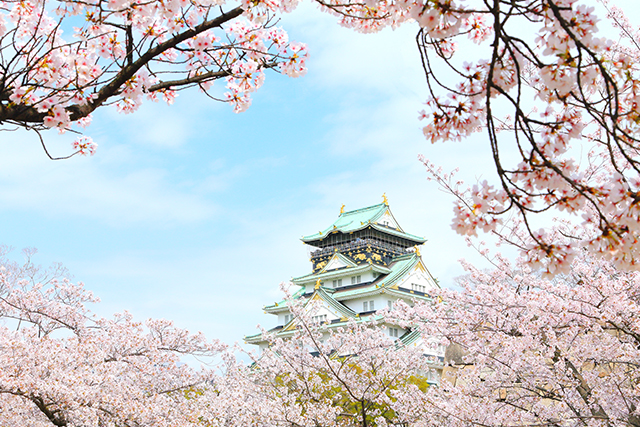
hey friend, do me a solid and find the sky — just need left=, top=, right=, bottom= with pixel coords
left=0, top=0, right=628, bottom=348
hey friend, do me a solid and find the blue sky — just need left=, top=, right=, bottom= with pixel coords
left=0, top=2, right=530, bottom=346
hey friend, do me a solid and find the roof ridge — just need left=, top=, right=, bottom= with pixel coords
left=339, top=203, right=386, bottom=217
left=390, top=252, right=417, bottom=261
left=315, top=288, right=357, bottom=317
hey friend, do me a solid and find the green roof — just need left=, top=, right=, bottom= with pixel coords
left=244, top=315, right=378, bottom=344
left=266, top=252, right=438, bottom=313
left=264, top=286, right=306, bottom=312
left=247, top=252, right=439, bottom=344
left=332, top=253, right=430, bottom=299
left=378, top=253, right=424, bottom=289
left=315, top=287, right=358, bottom=318
left=292, top=262, right=392, bottom=285
left=301, top=203, right=426, bottom=244
left=399, top=328, right=422, bottom=347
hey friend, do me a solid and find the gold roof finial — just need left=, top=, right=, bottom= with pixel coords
left=414, top=245, right=421, bottom=257
left=315, top=278, right=321, bottom=289
left=340, top=204, right=345, bottom=214
left=382, top=193, right=389, bottom=206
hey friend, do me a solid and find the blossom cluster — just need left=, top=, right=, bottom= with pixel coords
left=0, top=249, right=228, bottom=427
left=1, top=0, right=309, bottom=153
left=402, top=0, right=640, bottom=272
left=386, top=252, right=640, bottom=426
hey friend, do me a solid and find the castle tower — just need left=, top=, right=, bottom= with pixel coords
left=245, top=198, right=445, bottom=383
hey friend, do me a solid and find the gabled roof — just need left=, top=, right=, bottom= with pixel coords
left=287, top=251, right=438, bottom=301
left=292, top=262, right=392, bottom=286
left=301, top=203, right=426, bottom=244
left=248, top=254, right=439, bottom=343
left=310, top=288, right=357, bottom=320
left=382, top=253, right=436, bottom=290
left=399, top=328, right=422, bottom=347
left=320, top=252, right=358, bottom=273
left=377, top=253, right=419, bottom=288
left=245, top=315, right=363, bottom=344
left=331, top=252, right=437, bottom=300
left=397, top=329, right=445, bottom=367
left=272, top=287, right=358, bottom=335
left=264, top=286, right=306, bottom=313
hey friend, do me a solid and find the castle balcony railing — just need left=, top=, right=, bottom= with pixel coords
left=308, top=238, right=410, bottom=260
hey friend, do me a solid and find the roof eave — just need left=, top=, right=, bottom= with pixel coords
left=264, top=305, right=290, bottom=313
left=246, top=315, right=386, bottom=344
left=292, top=263, right=391, bottom=285
left=302, top=224, right=426, bottom=246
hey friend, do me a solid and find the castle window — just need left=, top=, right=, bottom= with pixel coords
left=332, top=279, right=342, bottom=288
left=284, top=314, right=293, bottom=324
left=312, top=314, right=327, bottom=324
left=387, top=300, right=393, bottom=310
left=351, top=275, right=362, bottom=285
left=389, top=328, right=399, bottom=338
left=363, top=300, right=375, bottom=312
left=411, top=283, right=426, bottom=293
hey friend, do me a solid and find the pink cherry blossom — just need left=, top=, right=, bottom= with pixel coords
left=386, top=249, right=640, bottom=427
left=0, top=0, right=310, bottom=157
left=0, top=247, right=228, bottom=426
left=72, top=136, right=97, bottom=155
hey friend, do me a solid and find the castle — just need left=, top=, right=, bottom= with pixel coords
left=245, top=197, right=445, bottom=383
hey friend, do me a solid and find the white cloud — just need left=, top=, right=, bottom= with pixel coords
left=99, top=88, right=228, bottom=150
left=194, top=156, right=287, bottom=195
left=0, top=131, right=217, bottom=227
left=280, top=3, right=425, bottom=96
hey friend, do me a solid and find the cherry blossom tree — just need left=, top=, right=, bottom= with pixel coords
left=0, top=0, right=308, bottom=158
left=388, top=248, right=640, bottom=427
left=0, top=247, right=228, bottom=426
left=219, top=243, right=640, bottom=427
left=407, top=0, right=640, bottom=273
left=233, top=297, right=434, bottom=427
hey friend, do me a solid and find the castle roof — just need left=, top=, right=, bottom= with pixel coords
left=301, top=203, right=426, bottom=246
left=262, top=252, right=437, bottom=313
